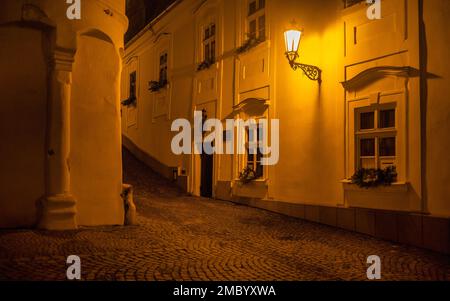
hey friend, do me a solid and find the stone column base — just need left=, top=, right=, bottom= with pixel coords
left=122, top=184, right=136, bottom=225
left=38, top=194, right=78, bottom=230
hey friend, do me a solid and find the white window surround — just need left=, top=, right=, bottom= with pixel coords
left=234, top=111, right=270, bottom=184
left=124, top=56, right=139, bottom=100
left=194, top=2, right=220, bottom=67
left=341, top=66, right=416, bottom=193
left=193, top=5, right=221, bottom=108
left=245, top=121, right=264, bottom=179
left=124, top=56, right=139, bottom=129
left=235, top=1, right=271, bottom=102
left=151, top=35, right=172, bottom=121
left=345, top=90, right=407, bottom=189
left=153, top=33, right=171, bottom=88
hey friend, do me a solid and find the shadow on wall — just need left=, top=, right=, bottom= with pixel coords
left=418, top=0, right=444, bottom=213
left=0, top=25, right=48, bottom=228
left=419, top=0, right=428, bottom=213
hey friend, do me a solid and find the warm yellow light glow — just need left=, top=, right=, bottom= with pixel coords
left=284, top=29, right=302, bottom=53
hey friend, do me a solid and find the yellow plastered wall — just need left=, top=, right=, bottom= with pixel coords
left=71, top=34, right=124, bottom=226
left=122, top=0, right=450, bottom=217
left=270, top=0, right=345, bottom=206
left=0, top=0, right=128, bottom=228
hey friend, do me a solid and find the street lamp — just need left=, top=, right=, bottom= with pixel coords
left=284, top=29, right=321, bottom=83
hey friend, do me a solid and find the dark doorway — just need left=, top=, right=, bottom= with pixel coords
left=200, top=109, right=213, bottom=198
left=200, top=153, right=213, bottom=198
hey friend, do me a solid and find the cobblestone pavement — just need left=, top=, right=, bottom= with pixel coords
left=1, top=149, right=449, bottom=281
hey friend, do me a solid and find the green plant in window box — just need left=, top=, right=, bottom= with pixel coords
left=239, top=166, right=258, bottom=184
left=197, top=59, right=216, bottom=71
left=121, top=96, right=136, bottom=107
left=149, top=79, right=168, bottom=92
left=236, top=34, right=265, bottom=54
left=350, top=166, right=398, bottom=189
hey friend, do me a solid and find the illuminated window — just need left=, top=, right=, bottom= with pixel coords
left=356, top=105, right=397, bottom=169
left=159, top=52, right=168, bottom=84
left=247, top=0, right=266, bottom=40
left=246, top=125, right=264, bottom=179
left=203, top=23, right=216, bottom=62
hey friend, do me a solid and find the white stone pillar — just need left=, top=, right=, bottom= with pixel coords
left=38, top=47, right=77, bottom=230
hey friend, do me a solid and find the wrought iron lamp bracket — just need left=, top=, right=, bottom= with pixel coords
left=286, top=52, right=322, bottom=83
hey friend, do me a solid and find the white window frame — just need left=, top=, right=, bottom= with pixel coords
left=246, top=0, right=266, bottom=41
left=245, top=121, right=264, bottom=179
left=347, top=91, right=407, bottom=183
left=235, top=113, right=269, bottom=182
left=202, top=23, right=216, bottom=63
left=355, top=103, right=398, bottom=170
left=152, top=35, right=172, bottom=121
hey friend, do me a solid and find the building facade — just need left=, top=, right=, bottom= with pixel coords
left=121, top=0, right=450, bottom=254
left=0, top=0, right=128, bottom=229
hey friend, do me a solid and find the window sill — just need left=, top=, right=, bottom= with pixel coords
left=149, top=80, right=169, bottom=94
left=341, top=180, right=409, bottom=193
left=121, top=97, right=137, bottom=107
left=234, top=178, right=268, bottom=186
left=197, top=61, right=218, bottom=72
left=150, top=86, right=169, bottom=94
left=236, top=39, right=269, bottom=56
left=232, top=178, right=268, bottom=199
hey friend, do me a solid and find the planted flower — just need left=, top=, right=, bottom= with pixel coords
left=350, top=166, right=397, bottom=189
left=239, top=166, right=258, bottom=184
left=149, top=79, right=168, bottom=92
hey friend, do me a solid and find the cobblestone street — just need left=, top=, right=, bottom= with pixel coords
left=0, top=149, right=449, bottom=281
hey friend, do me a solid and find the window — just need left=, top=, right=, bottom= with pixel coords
left=246, top=125, right=264, bottom=179
left=203, top=23, right=216, bottom=63
left=247, top=0, right=266, bottom=40
left=159, top=52, right=168, bottom=84
left=129, top=71, right=136, bottom=101
left=356, top=105, right=397, bottom=170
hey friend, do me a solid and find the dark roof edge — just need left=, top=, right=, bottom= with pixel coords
left=125, top=0, right=184, bottom=48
